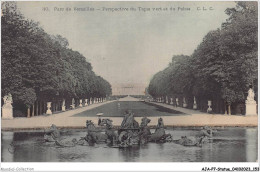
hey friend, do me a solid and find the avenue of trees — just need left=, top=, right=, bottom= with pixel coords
left=1, top=2, right=112, bottom=117
left=148, top=2, right=258, bottom=115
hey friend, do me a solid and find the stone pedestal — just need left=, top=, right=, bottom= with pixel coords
left=85, top=99, right=88, bottom=106
left=246, top=101, right=257, bottom=116
left=62, top=106, right=66, bottom=111
left=170, top=98, right=173, bottom=105
left=79, top=99, right=83, bottom=107
left=207, top=100, right=212, bottom=113
left=2, top=106, right=13, bottom=119
left=193, top=96, right=197, bottom=110
left=46, top=102, right=52, bottom=115
left=2, top=94, right=13, bottom=119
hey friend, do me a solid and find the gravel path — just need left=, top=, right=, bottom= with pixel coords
left=1, top=99, right=258, bottom=130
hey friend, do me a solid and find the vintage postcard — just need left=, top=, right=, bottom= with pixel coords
left=1, top=1, right=258, bottom=171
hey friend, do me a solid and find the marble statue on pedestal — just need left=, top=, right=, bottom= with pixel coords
left=79, top=99, right=83, bottom=107
left=183, top=97, right=187, bottom=108
left=46, top=102, right=52, bottom=115
left=62, top=99, right=66, bottom=111
left=207, top=100, right=212, bottom=113
left=71, top=98, right=75, bottom=109
left=246, top=88, right=257, bottom=116
left=193, top=96, right=197, bottom=109
left=2, top=93, right=13, bottom=119
left=85, top=99, right=88, bottom=106
left=176, top=98, right=179, bottom=107
left=170, top=98, right=173, bottom=105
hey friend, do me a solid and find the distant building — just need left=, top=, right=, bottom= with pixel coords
left=112, top=83, right=146, bottom=95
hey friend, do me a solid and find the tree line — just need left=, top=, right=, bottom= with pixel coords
left=1, top=2, right=112, bottom=117
left=148, top=2, right=257, bottom=115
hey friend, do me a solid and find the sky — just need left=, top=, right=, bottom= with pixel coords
left=17, top=1, right=236, bottom=94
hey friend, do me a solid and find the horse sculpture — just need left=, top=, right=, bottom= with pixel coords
left=85, top=120, right=108, bottom=145
left=99, top=119, right=118, bottom=145
left=139, top=117, right=152, bottom=144
left=149, top=117, right=172, bottom=142
left=44, top=113, right=214, bottom=149
left=44, top=124, right=61, bottom=142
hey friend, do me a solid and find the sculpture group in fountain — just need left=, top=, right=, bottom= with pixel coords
left=246, top=87, right=257, bottom=116
left=82, top=110, right=172, bottom=148
left=2, top=93, right=13, bottom=119
left=44, top=112, right=215, bottom=148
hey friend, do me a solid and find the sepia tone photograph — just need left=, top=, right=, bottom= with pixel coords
left=1, top=0, right=258, bottom=170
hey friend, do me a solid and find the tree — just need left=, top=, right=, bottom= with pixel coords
left=148, top=2, right=257, bottom=114
left=2, top=2, right=112, bottom=117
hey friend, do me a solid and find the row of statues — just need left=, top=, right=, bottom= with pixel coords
left=155, top=87, right=257, bottom=115
left=44, top=110, right=215, bottom=148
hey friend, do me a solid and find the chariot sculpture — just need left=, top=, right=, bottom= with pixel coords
left=44, top=110, right=215, bottom=148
